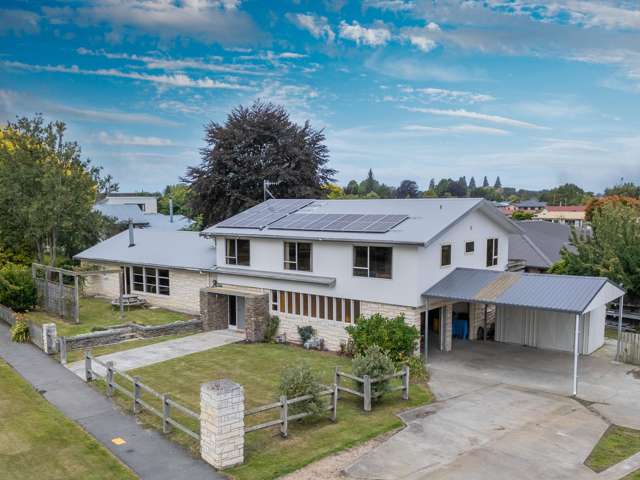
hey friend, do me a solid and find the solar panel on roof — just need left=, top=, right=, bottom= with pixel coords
left=267, top=213, right=409, bottom=233
left=216, top=199, right=314, bottom=229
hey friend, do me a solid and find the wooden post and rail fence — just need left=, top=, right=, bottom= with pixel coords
left=334, top=365, right=410, bottom=411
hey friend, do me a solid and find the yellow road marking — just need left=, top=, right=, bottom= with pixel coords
left=111, top=437, right=127, bottom=445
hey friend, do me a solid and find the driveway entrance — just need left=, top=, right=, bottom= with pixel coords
left=346, top=340, right=640, bottom=480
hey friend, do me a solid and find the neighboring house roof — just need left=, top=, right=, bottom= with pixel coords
left=544, top=205, right=586, bottom=212
left=202, top=198, right=522, bottom=246
left=104, top=192, right=159, bottom=198
left=74, top=230, right=216, bottom=271
left=93, top=204, right=192, bottom=231
left=536, top=206, right=586, bottom=221
left=423, top=267, right=624, bottom=314
left=514, top=200, right=547, bottom=208
left=509, top=221, right=572, bottom=269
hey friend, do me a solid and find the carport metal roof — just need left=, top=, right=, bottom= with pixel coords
left=423, top=268, right=625, bottom=314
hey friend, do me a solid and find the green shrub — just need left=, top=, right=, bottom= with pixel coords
left=297, top=325, right=316, bottom=344
left=10, top=316, right=30, bottom=343
left=345, top=313, right=419, bottom=363
left=0, top=263, right=38, bottom=312
left=279, top=363, right=326, bottom=416
left=352, top=345, right=395, bottom=400
left=263, top=315, right=280, bottom=343
left=399, top=353, right=429, bottom=383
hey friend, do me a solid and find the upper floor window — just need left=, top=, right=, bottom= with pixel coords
left=353, top=246, right=392, bottom=279
left=486, top=238, right=499, bottom=266
left=441, top=244, right=452, bottom=267
left=284, top=241, right=312, bottom=271
left=226, top=238, right=250, bottom=266
left=465, top=241, right=475, bottom=254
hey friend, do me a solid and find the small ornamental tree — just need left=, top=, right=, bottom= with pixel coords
left=345, top=313, right=419, bottom=363
left=352, top=345, right=394, bottom=400
left=0, top=263, right=37, bottom=312
left=279, top=363, right=326, bottom=416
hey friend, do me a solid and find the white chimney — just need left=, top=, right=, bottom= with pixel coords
left=169, top=198, right=174, bottom=223
left=128, top=219, right=135, bottom=247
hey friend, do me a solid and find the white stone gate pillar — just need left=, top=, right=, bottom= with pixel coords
left=200, top=379, right=244, bottom=469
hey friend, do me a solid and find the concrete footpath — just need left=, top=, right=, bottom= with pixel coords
left=0, top=322, right=221, bottom=480
left=67, top=328, right=245, bottom=378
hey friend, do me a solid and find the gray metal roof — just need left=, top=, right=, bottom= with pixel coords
left=94, top=204, right=192, bottom=231
left=509, top=221, right=572, bottom=269
left=203, top=198, right=522, bottom=245
left=514, top=199, right=547, bottom=208
left=423, top=268, right=624, bottom=314
left=74, top=230, right=216, bottom=271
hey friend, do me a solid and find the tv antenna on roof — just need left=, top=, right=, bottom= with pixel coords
left=263, top=180, right=280, bottom=201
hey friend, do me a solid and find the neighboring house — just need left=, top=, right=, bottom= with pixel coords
left=513, top=199, right=547, bottom=211
left=493, top=201, right=516, bottom=216
left=99, top=192, right=159, bottom=213
left=536, top=205, right=587, bottom=228
left=75, top=229, right=216, bottom=314
left=77, top=197, right=623, bottom=365
left=94, top=202, right=192, bottom=231
left=508, top=221, right=572, bottom=273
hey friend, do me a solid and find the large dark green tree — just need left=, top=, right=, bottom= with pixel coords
left=185, top=101, right=335, bottom=226
left=0, top=115, right=112, bottom=266
left=396, top=179, right=419, bottom=198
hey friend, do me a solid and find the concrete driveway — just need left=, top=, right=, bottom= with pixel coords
left=346, top=340, right=640, bottom=480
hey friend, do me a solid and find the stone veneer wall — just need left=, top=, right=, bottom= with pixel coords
left=245, top=294, right=269, bottom=342
left=271, top=300, right=424, bottom=352
left=82, top=261, right=212, bottom=315
left=200, top=290, right=229, bottom=331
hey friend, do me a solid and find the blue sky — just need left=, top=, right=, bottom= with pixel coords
left=1, top=0, right=639, bottom=193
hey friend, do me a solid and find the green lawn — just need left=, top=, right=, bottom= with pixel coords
left=0, top=359, right=137, bottom=480
left=62, top=333, right=195, bottom=363
left=27, top=296, right=191, bottom=337
left=99, top=343, right=432, bottom=480
left=586, top=425, right=640, bottom=474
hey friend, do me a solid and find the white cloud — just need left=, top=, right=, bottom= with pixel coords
left=3, top=61, right=252, bottom=90
left=95, top=131, right=174, bottom=146
left=402, top=107, right=546, bottom=129
left=0, top=9, right=40, bottom=35
left=362, top=0, right=414, bottom=12
left=287, top=13, right=335, bottom=43
left=42, top=0, right=261, bottom=45
left=339, top=20, right=392, bottom=46
left=400, top=22, right=441, bottom=52
left=404, top=87, right=495, bottom=104
left=403, top=124, right=510, bottom=135
left=365, top=55, right=478, bottom=82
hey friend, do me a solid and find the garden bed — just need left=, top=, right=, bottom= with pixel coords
left=98, top=342, right=432, bottom=480
left=586, top=425, right=640, bottom=478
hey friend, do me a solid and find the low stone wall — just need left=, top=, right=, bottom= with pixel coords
left=62, top=319, right=203, bottom=352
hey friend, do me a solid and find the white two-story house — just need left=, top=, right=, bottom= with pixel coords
left=200, top=198, right=522, bottom=352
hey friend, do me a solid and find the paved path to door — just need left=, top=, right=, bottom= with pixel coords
left=67, top=328, right=245, bottom=378
left=346, top=341, right=640, bottom=480
left=0, top=322, right=221, bottom=480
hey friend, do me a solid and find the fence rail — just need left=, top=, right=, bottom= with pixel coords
left=244, top=385, right=338, bottom=437
left=84, top=350, right=200, bottom=440
left=620, top=331, right=640, bottom=365
left=334, top=365, right=409, bottom=411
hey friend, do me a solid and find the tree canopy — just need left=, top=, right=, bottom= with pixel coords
left=0, top=115, right=112, bottom=266
left=550, top=202, right=640, bottom=298
left=396, top=179, right=419, bottom=198
left=185, top=101, right=335, bottom=226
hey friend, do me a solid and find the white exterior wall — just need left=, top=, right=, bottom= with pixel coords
left=83, top=261, right=213, bottom=314
left=417, top=209, right=510, bottom=296
left=495, top=305, right=605, bottom=354
left=104, top=196, right=158, bottom=213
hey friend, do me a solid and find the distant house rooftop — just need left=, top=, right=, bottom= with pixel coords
left=544, top=205, right=586, bottom=212
left=93, top=204, right=192, bottom=231
left=509, top=220, right=573, bottom=270
left=514, top=199, right=547, bottom=208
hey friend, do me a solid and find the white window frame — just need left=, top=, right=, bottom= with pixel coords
left=440, top=243, right=452, bottom=268
left=131, top=266, right=170, bottom=296
left=486, top=238, right=499, bottom=267
left=283, top=241, right=313, bottom=272
left=225, top=238, right=250, bottom=266
left=352, top=245, right=393, bottom=279
left=464, top=240, right=475, bottom=255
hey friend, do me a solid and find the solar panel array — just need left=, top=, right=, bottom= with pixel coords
left=268, top=213, right=408, bottom=233
left=216, top=199, right=314, bottom=229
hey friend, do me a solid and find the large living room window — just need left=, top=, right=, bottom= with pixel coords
left=132, top=266, right=170, bottom=296
left=353, top=246, right=392, bottom=279
left=226, top=238, right=250, bottom=266
left=283, top=241, right=312, bottom=271
left=272, top=289, right=360, bottom=323
left=486, top=238, right=499, bottom=266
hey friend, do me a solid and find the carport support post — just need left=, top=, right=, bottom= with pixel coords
left=616, top=296, right=624, bottom=361
left=572, top=314, right=581, bottom=396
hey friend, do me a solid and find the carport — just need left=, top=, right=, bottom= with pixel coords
left=423, top=268, right=625, bottom=395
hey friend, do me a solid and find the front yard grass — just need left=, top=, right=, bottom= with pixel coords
left=27, top=296, right=191, bottom=337
left=586, top=425, right=640, bottom=475
left=99, top=342, right=432, bottom=480
left=0, top=359, right=137, bottom=480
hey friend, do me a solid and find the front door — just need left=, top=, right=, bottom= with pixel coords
left=228, top=296, right=237, bottom=328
